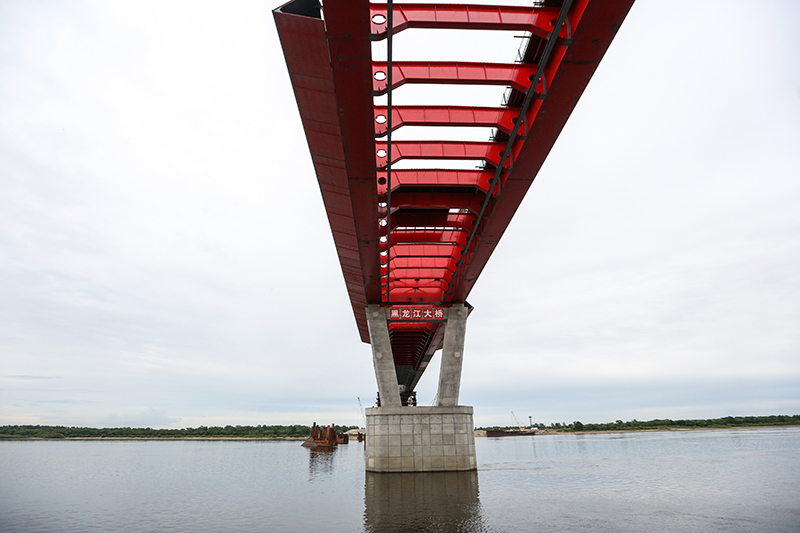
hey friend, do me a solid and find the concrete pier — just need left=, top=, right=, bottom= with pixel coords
left=365, top=304, right=476, bottom=472
left=365, top=406, right=476, bottom=472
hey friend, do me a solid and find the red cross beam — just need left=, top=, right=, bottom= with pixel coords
left=369, top=3, right=563, bottom=41
left=373, top=106, right=518, bottom=137
left=388, top=191, right=485, bottom=216
left=375, top=141, right=504, bottom=169
left=377, top=169, right=495, bottom=195
left=386, top=229, right=470, bottom=248
left=372, top=62, right=538, bottom=96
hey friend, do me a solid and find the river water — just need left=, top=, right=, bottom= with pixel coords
left=1, top=427, right=798, bottom=532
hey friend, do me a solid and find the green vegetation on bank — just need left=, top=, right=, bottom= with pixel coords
left=0, top=424, right=359, bottom=440
left=478, top=414, right=800, bottom=433
left=3, top=415, right=798, bottom=440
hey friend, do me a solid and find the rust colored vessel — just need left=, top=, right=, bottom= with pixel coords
left=301, top=423, right=340, bottom=448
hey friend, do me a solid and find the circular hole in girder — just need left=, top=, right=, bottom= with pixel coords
left=374, top=71, right=387, bottom=81
left=378, top=201, right=387, bottom=208
left=375, top=114, right=387, bottom=124
left=380, top=236, right=388, bottom=243
left=372, top=14, right=386, bottom=24
left=380, top=250, right=388, bottom=257
left=379, top=218, right=388, bottom=227
left=381, top=263, right=388, bottom=269
left=377, top=149, right=387, bottom=157
left=378, top=177, right=387, bottom=185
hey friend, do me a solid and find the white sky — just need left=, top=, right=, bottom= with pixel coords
left=1, top=0, right=798, bottom=429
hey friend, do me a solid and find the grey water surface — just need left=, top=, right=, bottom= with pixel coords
left=1, top=427, right=798, bottom=532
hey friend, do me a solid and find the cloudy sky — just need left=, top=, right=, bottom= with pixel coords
left=1, top=0, right=798, bottom=429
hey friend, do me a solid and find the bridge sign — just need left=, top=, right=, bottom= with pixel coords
left=388, top=306, right=446, bottom=322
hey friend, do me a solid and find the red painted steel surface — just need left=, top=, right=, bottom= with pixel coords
left=374, top=105, right=520, bottom=137
left=369, top=4, right=562, bottom=40
left=274, top=1, right=374, bottom=343
left=373, top=62, right=537, bottom=96
left=375, top=141, right=504, bottom=169
left=377, top=169, right=495, bottom=194
left=275, top=0, right=635, bottom=392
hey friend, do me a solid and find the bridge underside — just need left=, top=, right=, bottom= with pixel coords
left=276, top=0, right=633, bottom=471
left=275, top=0, right=634, bottom=402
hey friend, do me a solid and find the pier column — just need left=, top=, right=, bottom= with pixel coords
left=364, top=304, right=476, bottom=472
left=437, top=304, right=468, bottom=407
left=366, top=305, right=401, bottom=407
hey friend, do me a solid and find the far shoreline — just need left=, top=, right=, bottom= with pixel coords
left=0, top=436, right=308, bottom=441
left=475, top=424, right=800, bottom=437
left=2, top=425, right=799, bottom=441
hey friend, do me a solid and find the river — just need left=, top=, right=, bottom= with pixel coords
left=1, top=427, right=798, bottom=532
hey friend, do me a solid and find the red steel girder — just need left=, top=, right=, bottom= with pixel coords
left=449, top=0, right=638, bottom=300
left=388, top=211, right=475, bottom=231
left=274, top=0, right=378, bottom=344
left=392, top=243, right=461, bottom=259
left=370, top=3, right=561, bottom=41
left=390, top=191, right=485, bottom=215
left=372, top=61, right=537, bottom=96
left=391, top=256, right=455, bottom=270
left=388, top=271, right=451, bottom=283
left=276, top=0, right=637, bottom=391
left=377, top=169, right=495, bottom=194
left=389, top=278, right=450, bottom=289
left=388, top=288, right=447, bottom=303
left=389, top=229, right=469, bottom=247
left=390, top=228, right=468, bottom=241
left=382, top=265, right=452, bottom=278
left=375, top=141, right=503, bottom=169
left=374, top=106, right=517, bottom=137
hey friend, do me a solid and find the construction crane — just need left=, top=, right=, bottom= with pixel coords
left=357, top=397, right=366, bottom=425
left=511, top=411, right=526, bottom=432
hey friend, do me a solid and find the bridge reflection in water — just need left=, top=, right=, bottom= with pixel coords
left=364, top=471, right=488, bottom=532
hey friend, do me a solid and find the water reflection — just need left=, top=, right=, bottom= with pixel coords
left=364, top=471, right=488, bottom=532
left=307, top=448, right=336, bottom=478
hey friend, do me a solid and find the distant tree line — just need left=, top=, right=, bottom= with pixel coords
left=478, top=414, right=800, bottom=433
left=0, top=424, right=359, bottom=440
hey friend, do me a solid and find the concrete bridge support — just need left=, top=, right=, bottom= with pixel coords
left=366, top=306, right=402, bottom=408
left=365, top=304, right=476, bottom=472
left=437, top=304, right=468, bottom=407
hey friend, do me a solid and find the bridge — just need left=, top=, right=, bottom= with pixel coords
left=275, top=0, right=634, bottom=471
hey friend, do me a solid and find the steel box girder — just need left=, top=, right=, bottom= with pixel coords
left=274, top=0, right=377, bottom=344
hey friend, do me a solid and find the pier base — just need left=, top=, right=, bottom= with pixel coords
left=365, top=406, right=477, bottom=472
